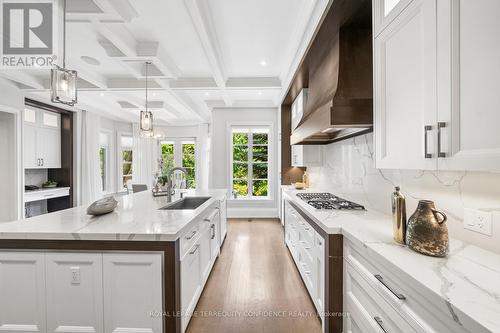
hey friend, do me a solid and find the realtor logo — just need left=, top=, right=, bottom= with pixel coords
left=1, top=1, right=57, bottom=68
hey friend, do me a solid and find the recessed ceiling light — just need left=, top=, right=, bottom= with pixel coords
left=99, top=92, right=104, bottom=96
left=80, top=56, right=101, bottom=66
left=260, top=59, right=267, bottom=66
left=152, top=92, right=156, bottom=97
left=205, top=92, right=210, bottom=97
left=257, top=91, right=263, bottom=96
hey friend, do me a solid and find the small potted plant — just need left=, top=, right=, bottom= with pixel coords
left=42, top=180, right=58, bottom=188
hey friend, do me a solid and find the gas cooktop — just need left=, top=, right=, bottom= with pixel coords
left=296, top=192, right=365, bottom=210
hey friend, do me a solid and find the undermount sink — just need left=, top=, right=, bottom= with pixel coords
left=160, top=197, right=211, bottom=210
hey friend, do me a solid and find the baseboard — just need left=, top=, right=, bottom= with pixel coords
left=227, top=207, right=279, bottom=218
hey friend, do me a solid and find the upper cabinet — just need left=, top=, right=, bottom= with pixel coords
left=374, top=0, right=500, bottom=172
left=24, top=109, right=61, bottom=169
left=373, top=0, right=413, bottom=36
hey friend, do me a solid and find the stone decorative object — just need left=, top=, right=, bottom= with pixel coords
left=87, top=196, right=118, bottom=216
left=406, top=200, right=449, bottom=257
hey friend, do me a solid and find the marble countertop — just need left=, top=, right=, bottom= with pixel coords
left=0, top=189, right=226, bottom=242
left=283, top=188, right=500, bottom=333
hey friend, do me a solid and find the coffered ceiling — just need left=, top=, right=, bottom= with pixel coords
left=1, top=0, right=330, bottom=125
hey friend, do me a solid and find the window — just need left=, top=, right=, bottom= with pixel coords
left=99, top=132, right=110, bottom=192
left=182, top=141, right=196, bottom=188
left=231, top=127, right=269, bottom=198
left=159, top=139, right=196, bottom=189
left=121, top=135, right=133, bottom=189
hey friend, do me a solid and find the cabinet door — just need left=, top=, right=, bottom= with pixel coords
left=24, top=124, right=39, bottom=168
left=181, top=242, right=201, bottom=333
left=314, top=233, right=325, bottom=317
left=46, top=253, right=103, bottom=333
left=209, top=214, right=220, bottom=261
left=199, top=224, right=212, bottom=280
left=219, top=199, right=227, bottom=244
left=437, top=0, right=500, bottom=172
left=291, top=145, right=303, bottom=167
left=374, top=0, right=438, bottom=170
left=103, top=253, right=163, bottom=333
left=37, top=127, right=61, bottom=168
left=0, top=252, right=46, bottom=332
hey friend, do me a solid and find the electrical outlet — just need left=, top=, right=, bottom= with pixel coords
left=70, top=267, right=81, bottom=284
left=464, top=208, right=493, bottom=236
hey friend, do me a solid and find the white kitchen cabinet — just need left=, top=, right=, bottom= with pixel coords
left=291, top=144, right=323, bottom=167
left=0, top=252, right=46, bottom=332
left=375, top=0, right=500, bottom=173
left=373, top=0, right=413, bottom=36
left=23, top=109, right=61, bottom=169
left=181, top=240, right=201, bottom=333
left=284, top=201, right=325, bottom=325
left=436, top=0, right=500, bottom=172
left=219, top=197, right=227, bottom=245
left=209, top=213, right=220, bottom=261
left=199, top=223, right=212, bottom=281
left=24, top=124, right=39, bottom=168
left=374, top=0, right=438, bottom=170
left=103, top=253, right=163, bottom=333
left=45, top=253, right=103, bottom=333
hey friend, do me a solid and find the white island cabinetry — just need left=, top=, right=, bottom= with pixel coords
left=0, top=190, right=228, bottom=333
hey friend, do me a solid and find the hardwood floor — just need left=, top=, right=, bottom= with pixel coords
left=186, top=218, right=322, bottom=333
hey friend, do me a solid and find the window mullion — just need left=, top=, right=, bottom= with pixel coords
left=248, top=131, right=252, bottom=198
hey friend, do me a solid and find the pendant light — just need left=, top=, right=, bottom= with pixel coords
left=50, top=0, right=77, bottom=106
left=140, top=61, right=154, bottom=136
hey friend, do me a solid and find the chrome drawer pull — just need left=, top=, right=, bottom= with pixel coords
left=185, top=230, right=197, bottom=240
left=189, top=244, right=200, bottom=255
left=374, top=316, right=388, bottom=333
left=210, top=224, right=216, bottom=239
left=374, top=274, right=406, bottom=300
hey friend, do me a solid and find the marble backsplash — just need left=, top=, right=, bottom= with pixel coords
left=307, top=133, right=500, bottom=254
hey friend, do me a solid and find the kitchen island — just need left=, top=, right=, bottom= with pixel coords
left=0, top=189, right=227, bottom=333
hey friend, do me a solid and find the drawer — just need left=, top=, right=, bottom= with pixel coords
left=344, top=239, right=469, bottom=333
left=298, top=247, right=315, bottom=295
left=180, top=222, right=201, bottom=259
left=345, top=259, right=418, bottom=333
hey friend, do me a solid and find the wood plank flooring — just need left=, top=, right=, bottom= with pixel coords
left=186, top=218, right=322, bottom=333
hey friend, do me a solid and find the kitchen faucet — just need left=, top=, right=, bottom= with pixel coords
left=166, top=167, right=188, bottom=202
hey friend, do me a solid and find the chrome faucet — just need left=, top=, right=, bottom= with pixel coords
left=166, top=167, right=188, bottom=202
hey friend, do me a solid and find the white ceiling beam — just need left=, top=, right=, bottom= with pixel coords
left=0, top=71, right=45, bottom=90
left=184, top=0, right=232, bottom=107
left=226, top=77, right=282, bottom=89
left=167, top=77, right=217, bottom=89
left=136, top=42, right=182, bottom=79
left=95, top=22, right=137, bottom=57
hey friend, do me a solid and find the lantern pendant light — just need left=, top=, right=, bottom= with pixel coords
left=50, top=0, right=78, bottom=106
left=140, top=62, right=154, bottom=136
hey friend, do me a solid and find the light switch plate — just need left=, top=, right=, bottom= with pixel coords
left=464, top=208, right=493, bottom=236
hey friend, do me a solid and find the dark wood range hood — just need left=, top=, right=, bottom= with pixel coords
left=287, top=0, right=373, bottom=145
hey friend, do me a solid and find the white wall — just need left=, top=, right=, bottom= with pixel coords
left=0, top=78, right=25, bottom=221
left=0, top=113, right=17, bottom=222
left=306, top=133, right=500, bottom=254
left=210, top=108, right=279, bottom=218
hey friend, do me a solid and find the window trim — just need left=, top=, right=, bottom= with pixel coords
left=99, top=130, right=112, bottom=194
left=159, top=138, right=198, bottom=189
left=227, top=121, right=274, bottom=200
left=118, top=132, right=133, bottom=191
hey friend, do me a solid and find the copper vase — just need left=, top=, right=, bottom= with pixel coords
left=406, top=200, right=449, bottom=257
